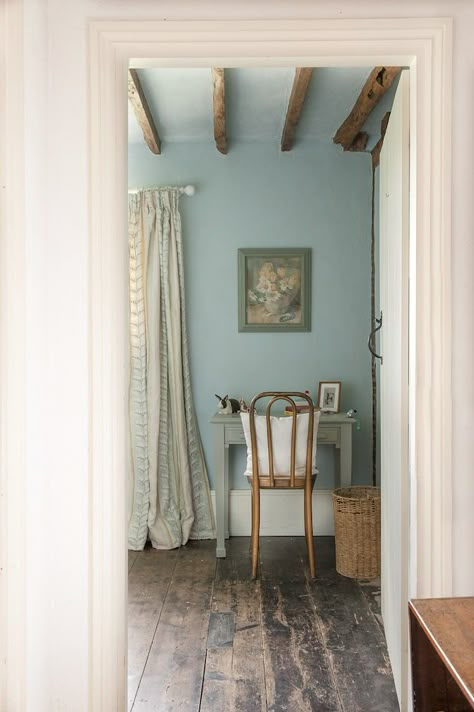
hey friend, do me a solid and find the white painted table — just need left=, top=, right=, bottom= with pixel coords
left=209, top=412, right=356, bottom=557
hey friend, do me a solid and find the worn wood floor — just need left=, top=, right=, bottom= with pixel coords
left=128, top=536, right=399, bottom=712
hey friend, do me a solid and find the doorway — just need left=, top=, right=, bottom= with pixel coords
left=88, top=19, right=452, bottom=712
left=126, top=62, right=402, bottom=709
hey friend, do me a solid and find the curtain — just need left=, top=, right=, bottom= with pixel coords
left=128, top=188, right=215, bottom=550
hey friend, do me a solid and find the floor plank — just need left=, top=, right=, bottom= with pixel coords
left=200, top=647, right=236, bottom=712
left=206, top=611, right=236, bottom=648
left=201, top=537, right=267, bottom=712
left=131, top=541, right=216, bottom=712
left=128, top=546, right=179, bottom=709
left=358, top=577, right=384, bottom=630
left=259, top=537, right=343, bottom=712
left=300, top=540, right=399, bottom=712
left=128, top=549, right=139, bottom=573
left=129, top=537, right=399, bottom=712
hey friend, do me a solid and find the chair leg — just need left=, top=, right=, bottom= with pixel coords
left=249, top=491, right=254, bottom=554
left=251, top=486, right=260, bottom=579
left=304, top=484, right=316, bottom=578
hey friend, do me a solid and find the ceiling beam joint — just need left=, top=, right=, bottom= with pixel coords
left=212, top=68, right=227, bottom=154
left=371, top=112, right=391, bottom=169
left=128, top=69, right=161, bottom=155
left=281, top=68, right=313, bottom=152
left=333, top=67, right=401, bottom=151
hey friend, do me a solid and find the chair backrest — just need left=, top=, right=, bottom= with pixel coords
left=244, top=391, right=318, bottom=487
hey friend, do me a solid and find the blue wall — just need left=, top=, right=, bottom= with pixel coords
left=128, top=141, right=373, bottom=489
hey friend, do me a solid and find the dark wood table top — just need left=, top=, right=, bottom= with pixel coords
left=409, top=597, right=474, bottom=707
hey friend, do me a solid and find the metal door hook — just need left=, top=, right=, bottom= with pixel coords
left=368, top=311, right=383, bottom=364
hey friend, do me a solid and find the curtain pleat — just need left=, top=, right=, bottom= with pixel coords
left=128, top=196, right=150, bottom=549
left=127, top=189, right=215, bottom=550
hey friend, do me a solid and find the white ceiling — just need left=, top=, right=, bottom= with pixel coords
left=128, top=67, right=398, bottom=151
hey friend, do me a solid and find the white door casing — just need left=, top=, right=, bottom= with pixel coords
left=0, top=17, right=452, bottom=711
left=90, top=20, right=452, bottom=711
left=0, top=2, right=27, bottom=710
left=379, top=69, right=410, bottom=708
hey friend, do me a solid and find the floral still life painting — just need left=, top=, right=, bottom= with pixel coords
left=238, top=248, right=311, bottom=332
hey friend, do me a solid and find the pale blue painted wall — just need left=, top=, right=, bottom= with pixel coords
left=128, top=141, right=373, bottom=489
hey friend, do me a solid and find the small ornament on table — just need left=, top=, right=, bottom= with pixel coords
left=215, top=394, right=241, bottom=415
left=239, top=397, right=249, bottom=413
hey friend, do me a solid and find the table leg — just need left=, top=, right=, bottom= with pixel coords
left=224, top=444, right=230, bottom=539
left=339, top=424, right=352, bottom=488
left=213, top=424, right=227, bottom=557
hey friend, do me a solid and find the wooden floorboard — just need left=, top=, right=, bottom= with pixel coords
left=128, top=546, right=179, bottom=709
left=128, top=549, right=139, bottom=573
left=259, top=537, right=343, bottom=712
left=299, top=539, right=399, bottom=712
left=201, top=537, right=266, bottom=712
left=358, top=577, right=384, bottom=630
left=129, top=537, right=399, bottom=712
left=131, top=540, right=216, bottom=712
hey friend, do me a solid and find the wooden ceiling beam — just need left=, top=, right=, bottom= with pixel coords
left=371, top=112, right=391, bottom=169
left=128, top=69, right=161, bottom=155
left=212, top=68, right=227, bottom=154
left=333, top=67, right=401, bottom=151
left=347, top=131, right=368, bottom=152
left=281, top=68, right=313, bottom=152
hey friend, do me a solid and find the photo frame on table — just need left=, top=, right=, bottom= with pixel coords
left=317, top=381, right=341, bottom=413
left=238, top=248, right=311, bottom=332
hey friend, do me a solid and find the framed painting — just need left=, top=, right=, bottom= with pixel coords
left=238, top=248, right=311, bottom=332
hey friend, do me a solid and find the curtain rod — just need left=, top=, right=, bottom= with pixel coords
left=128, top=185, right=195, bottom=196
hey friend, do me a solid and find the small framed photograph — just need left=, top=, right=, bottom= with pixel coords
left=238, top=248, right=311, bottom=332
left=317, top=381, right=341, bottom=413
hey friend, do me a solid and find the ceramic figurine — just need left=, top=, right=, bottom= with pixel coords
left=215, top=394, right=240, bottom=415
left=239, top=397, right=249, bottom=413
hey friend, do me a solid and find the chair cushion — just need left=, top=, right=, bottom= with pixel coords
left=240, top=410, right=320, bottom=479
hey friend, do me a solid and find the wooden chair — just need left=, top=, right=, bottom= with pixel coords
left=241, top=391, right=320, bottom=579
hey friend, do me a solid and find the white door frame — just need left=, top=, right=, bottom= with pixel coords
left=0, top=16, right=452, bottom=711
left=88, top=18, right=452, bottom=710
left=0, top=2, right=27, bottom=710
left=88, top=19, right=452, bottom=709
left=379, top=69, right=411, bottom=706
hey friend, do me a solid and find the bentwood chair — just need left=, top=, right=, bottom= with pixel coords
left=240, top=391, right=321, bottom=579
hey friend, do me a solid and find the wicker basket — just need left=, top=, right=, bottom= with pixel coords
left=332, top=486, right=381, bottom=579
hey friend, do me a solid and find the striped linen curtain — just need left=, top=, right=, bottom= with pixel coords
left=128, top=188, right=215, bottom=550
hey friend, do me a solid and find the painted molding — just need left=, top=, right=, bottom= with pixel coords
left=87, top=18, right=452, bottom=712
left=412, top=19, right=453, bottom=598
left=88, top=25, right=130, bottom=712
left=210, top=489, right=335, bottom=537
left=0, top=2, right=27, bottom=710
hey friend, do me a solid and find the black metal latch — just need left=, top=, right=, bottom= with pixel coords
left=368, top=311, right=383, bottom=365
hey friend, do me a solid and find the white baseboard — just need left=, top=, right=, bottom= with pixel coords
left=210, top=489, right=335, bottom=536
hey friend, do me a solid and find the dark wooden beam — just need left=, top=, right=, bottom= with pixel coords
left=280, top=68, right=313, bottom=152
left=128, top=69, right=161, bottom=155
left=347, top=131, right=369, bottom=152
left=371, top=112, right=391, bottom=169
left=212, top=68, right=227, bottom=154
left=333, top=67, right=401, bottom=151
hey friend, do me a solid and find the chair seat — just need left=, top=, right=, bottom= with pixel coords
left=246, top=471, right=318, bottom=489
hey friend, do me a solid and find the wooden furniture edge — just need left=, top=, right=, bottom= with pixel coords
left=409, top=598, right=474, bottom=707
